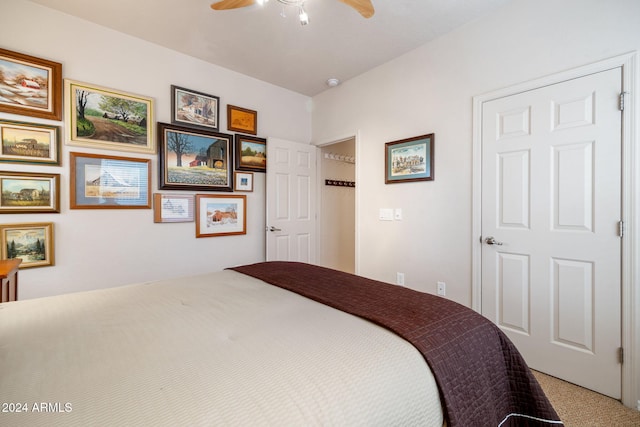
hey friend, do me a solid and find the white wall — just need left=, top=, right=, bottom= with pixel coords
left=1, top=0, right=311, bottom=299
left=311, top=0, right=640, bottom=407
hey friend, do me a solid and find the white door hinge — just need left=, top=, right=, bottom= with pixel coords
left=618, top=220, right=624, bottom=238
left=618, top=347, right=624, bottom=364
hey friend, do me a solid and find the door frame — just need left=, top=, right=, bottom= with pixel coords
left=471, top=52, right=638, bottom=409
left=314, top=130, right=362, bottom=275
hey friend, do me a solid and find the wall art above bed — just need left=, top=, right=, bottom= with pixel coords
left=0, top=119, right=60, bottom=166
left=158, top=122, right=233, bottom=192
left=0, top=171, right=60, bottom=214
left=195, top=194, right=246, bottom=237
left=0, top=48, right=62, bottom=121
left=0, top=222, right=54, bottom=269
left=171, top=85, right=220, bottom=132
left=65, top=79, right=155, bottom=154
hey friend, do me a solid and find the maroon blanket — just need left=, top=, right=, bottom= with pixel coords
left=230, top=262, right=561, bottom=427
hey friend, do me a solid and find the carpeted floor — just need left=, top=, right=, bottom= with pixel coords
left=533, top=371, right=640, bottom=426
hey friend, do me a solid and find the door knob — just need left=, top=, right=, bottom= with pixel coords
left=267, top=226, right=282, bottom=232
left=485, top=236, right=504, bottom=246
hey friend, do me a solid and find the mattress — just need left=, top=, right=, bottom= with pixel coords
left=0, top=269, right=443, bottom=426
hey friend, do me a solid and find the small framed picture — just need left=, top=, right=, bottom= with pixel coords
left=70, top=152, right=151, bottom=209
left=153, top=193, right=195, bottom=223
left=235, top=134, right=266, bottom=172
left=171, top=85, right=219, bottom=131
left=196, top=194, right=246, bottom=238
left=234, top=171, right=254, bottom=192
left=65, top=79, right=155, bottom=154
left=385, top=133, right=434, bottom=184
left=0, top=171, right=60, bottom=213
left=0, top=119, right=60, bottom=165
left=0, top=222, right=54, bottom=269
left=227, top=104, right=257, bottom=135
left=158, top=122, right=233, bottom=192
left=0, top=48, right=62, bottom=121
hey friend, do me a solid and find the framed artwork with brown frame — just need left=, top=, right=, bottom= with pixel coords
left=234, top=171, right=254, bottom=192
left=0, top=119, right=61, bottom=166
left=385, top=133, right=434, bottom=184
left=70, top=152, right=151, bottom=209
left=0, top=171, right=60, bottom=214
left=65, top=79, right=155, bottom=154
left=195, top=194, right=246, bottom=238
left=0, top=222, right=54, bottom=269
left=234, top=134, right=266, bottom=172
left=158, top=122, right=233, bottom=192
left=0, top=48, right=62, bottom=121
left=227, top=104, right=257, bottom=135
left=153, top=193, right=195, bottom=223
left=171, top=85, right=220, bottom=132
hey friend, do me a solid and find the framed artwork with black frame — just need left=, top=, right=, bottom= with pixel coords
left=234, top=134, right=266, bottom=172
left=171, top=85, right=220, bottom=132
left=158, top=122, right=233, bottom=192
left=385, top=133, right=434, bottom=184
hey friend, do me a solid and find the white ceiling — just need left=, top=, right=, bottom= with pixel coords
left=26, top=0, right=514, bottom=96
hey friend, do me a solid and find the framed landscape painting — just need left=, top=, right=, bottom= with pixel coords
left=0, top=222, right=54, bottom=269
left=70, top=152, right=151, bottom=209
left=227, top=105, right=257, bottom=135
left=65, top=79, right=154, bottom=154
left=385, top=133, right=434, bottom=184
left=171, top=85, right=219, bottom=131
left=158, top=122, right=233, bottom=192
left=235, top=134, right=266, bottom=172
left=0, top=48, right=62, bottom=121
left=0, top=171, right=60, bottom=213
left=0, top=119, right=60, bottom=165
left=195, top=194, right=246, bottom=238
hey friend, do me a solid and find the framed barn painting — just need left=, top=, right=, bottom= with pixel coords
left=65, top=79, right=155, bottom=154
left=0, top=222, right=54, bottom=269
left=0, top=119, right=60, bottom=165
left=0, top=48, right=62, bottom=121
left=158, top=122, right=233, bottom=192
left=227, top=105, right=257, bottom=135
left=234, top=134, right=266, bottom=172
left=385, top=133, right=434, bottom=184
left=70, top=152, right=151, bottom=209
left=0, top=171, right=60, bottom=213
left=195, top=194, right=246, bottom=238
left=171, top=85, right=219, bottom=131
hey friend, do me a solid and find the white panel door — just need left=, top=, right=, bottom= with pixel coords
left=266, top=137, right=317, bottom=263
left=481, top=68, right=622, bottom=398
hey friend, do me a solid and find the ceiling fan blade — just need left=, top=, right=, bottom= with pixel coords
left=211, top=0, right=256, bottom=11
left=337, top=0, right=375, bottom=18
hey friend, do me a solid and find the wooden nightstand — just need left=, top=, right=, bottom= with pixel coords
left=0, top=259, right=22, bottom=303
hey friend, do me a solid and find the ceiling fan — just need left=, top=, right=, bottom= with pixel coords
left=210, top=0, right=375, bottom=21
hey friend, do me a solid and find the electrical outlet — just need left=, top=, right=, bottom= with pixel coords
left=396, top=272, right=405, bottom=286
left=437, top=281, right=446, bottom=296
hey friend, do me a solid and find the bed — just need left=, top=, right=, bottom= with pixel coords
left=0, top=261, right=560, bottom=426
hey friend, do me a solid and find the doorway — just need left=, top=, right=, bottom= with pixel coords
left=319, top=138, right=356, bottom=273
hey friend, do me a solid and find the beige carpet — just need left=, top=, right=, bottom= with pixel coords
left=533, top=371, right=640, bottom=426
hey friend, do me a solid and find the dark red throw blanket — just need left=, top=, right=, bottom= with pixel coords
left=230, top=262, right=561, bottom=427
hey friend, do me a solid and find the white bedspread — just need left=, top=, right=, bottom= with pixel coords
left=0, top=269, right=442, bottom=426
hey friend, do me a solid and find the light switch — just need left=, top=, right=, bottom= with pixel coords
left=379, top=208, right=393, bottom=221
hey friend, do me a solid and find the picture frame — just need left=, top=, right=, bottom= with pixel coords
left=158, top=122, right=233, bottom=192
left=0, top=119, right=60, bottom=165
left=227, top=104, right=257, bottom=135
left=171, top=85, right=220, bottom=131
left=0, top=222, right=54, bottom=269
left=195, top=194, right=246, bottom=238
left=65, top=79, right=155, bottom=154
left=234, top=134, right=266, bottom=172
left=0, top=48, right=62, bottom=121
left=234, top=171, right=254, bottom=192
left=153, top=193, right=195, bottom=223
left=0, top=171, right=60, bottom=213
left=385, top=133, right=435, bottom=184
left=70, top=152, right=151, bottom=209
